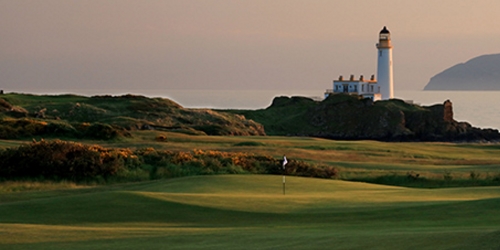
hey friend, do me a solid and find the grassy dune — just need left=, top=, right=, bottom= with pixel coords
left=1, top=175, right=500, bottom=249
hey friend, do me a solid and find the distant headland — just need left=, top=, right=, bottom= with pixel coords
left=424, top=54, right=500, bottom=90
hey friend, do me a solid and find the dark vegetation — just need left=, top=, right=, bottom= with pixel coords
left=0, top=93, right=265, bottom=140
left=349, top=171, right=500, bottom=188
left=0, top=119, right=130, bottom=140
left=0, top=140, right=338, bottom=183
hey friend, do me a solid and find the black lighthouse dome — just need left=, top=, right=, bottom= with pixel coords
left=380, top=26, right=390, bottom=34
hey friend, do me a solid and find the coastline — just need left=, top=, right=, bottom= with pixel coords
left=2, top=88, right=499, bottom=130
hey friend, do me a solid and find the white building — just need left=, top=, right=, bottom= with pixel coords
left=326, top=74, right=381, bottom=101
left=377, top=26, right=394, bottom=99
left=325, top=26, right=394, bottom=101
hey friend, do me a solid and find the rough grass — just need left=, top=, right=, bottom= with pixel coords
left=0, top=180, right=84, bottom=193
left=1, top=175, right=499, bottom=249
left=90, top=131, right=500, bottom=188
left=111, top=131, right=500, bottom=174
left=3, top=131, right=500, bottom=187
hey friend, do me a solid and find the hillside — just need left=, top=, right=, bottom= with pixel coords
left=0, top=93, right=265, bottom=139
left=227, top=94, right=500, bottom=142
left=424, top=54, right=500, bottom=90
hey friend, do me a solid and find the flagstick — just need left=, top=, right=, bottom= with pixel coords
left=283, top=175, right=286, bottom=195
left=282, top=155, right=287, bottom=195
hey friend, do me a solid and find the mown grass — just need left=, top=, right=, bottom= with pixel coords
left=1, top=175, right=499, bottom=249
left=2, top=132, right=500, bottom=248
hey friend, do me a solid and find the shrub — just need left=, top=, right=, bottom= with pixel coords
left=470, top=171, right=480, bottom=181
left=407, top=171, right=420, bottom=181
left=155, top=134, right=167, bottom=142
left=221, top=164, right=245, bottom=174
left=278, top=159, right=338, bottom=179
left=443, top=170, right=453, bottom=181
left=0, top=119, right=130, bottom=140
left=0, top=140, right=125, bottom=181
left=74, top=122, right=132, bottom=140
left=0, top=98, right=12, bottom=110
left=493, top=174, right=500, bottom=182
left=0, top=119, right=47, bottom=138
left=0, top=142, right=340, bottom=183
left=233, top=141, right=265, bottom=147
left=0, top=124, right=18, bottom=139
left=192, top=125, right=232, bottom=135
left=45, top=121, right=78, bottom=137
left=82, top=123, right=119, bottom=140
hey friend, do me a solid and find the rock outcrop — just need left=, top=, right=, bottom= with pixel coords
left=236, top=94, right=500, bottom=142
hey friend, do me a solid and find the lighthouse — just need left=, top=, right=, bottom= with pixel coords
left=326, top=26, right=395, bottom=101
left=376, top=26, right=394, bottom=100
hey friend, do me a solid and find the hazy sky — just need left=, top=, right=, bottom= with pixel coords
left=1, top=0, right=500, bottom=93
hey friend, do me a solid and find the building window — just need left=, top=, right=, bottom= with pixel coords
left=361, top=85, right=364, bottom=92
left=371, top=85, right=374, bottom=92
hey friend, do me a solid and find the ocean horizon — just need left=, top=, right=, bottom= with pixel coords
left=3, top=88, right=500, bottom=130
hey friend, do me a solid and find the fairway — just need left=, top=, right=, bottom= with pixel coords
left=1, top=175, right=500, bottom=249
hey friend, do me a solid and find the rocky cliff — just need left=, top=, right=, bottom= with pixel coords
left=232, top=94, right=500, bottom=142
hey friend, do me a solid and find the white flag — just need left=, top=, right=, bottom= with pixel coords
left=282, top=155, right=288, bottom=169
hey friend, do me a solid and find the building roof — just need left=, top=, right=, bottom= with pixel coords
left=380, top=26, right=390, bottom=34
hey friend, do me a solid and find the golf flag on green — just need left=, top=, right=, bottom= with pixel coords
left=282, top=155, right=287, bottom=195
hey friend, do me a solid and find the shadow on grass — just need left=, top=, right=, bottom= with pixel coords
left=347, top=174, right=500, bottom=188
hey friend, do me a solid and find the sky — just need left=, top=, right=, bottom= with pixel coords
left=1, top=0, right=500, bottom=94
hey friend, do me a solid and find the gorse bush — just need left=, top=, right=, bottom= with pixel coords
left=0, top=140, right=132, bottom=181
left=141, top=149, right=281, bottom=178
left=0, top=119, right=130, bottom=140
left=82, top=123, right=128, bottom=140
left=0, top=141, right=339, bottom=183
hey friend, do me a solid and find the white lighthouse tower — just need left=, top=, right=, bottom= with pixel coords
left=376, top=26, right=394, bottom=100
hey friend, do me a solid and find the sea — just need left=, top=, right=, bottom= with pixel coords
left=6, top=88, right=500, bottom=130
